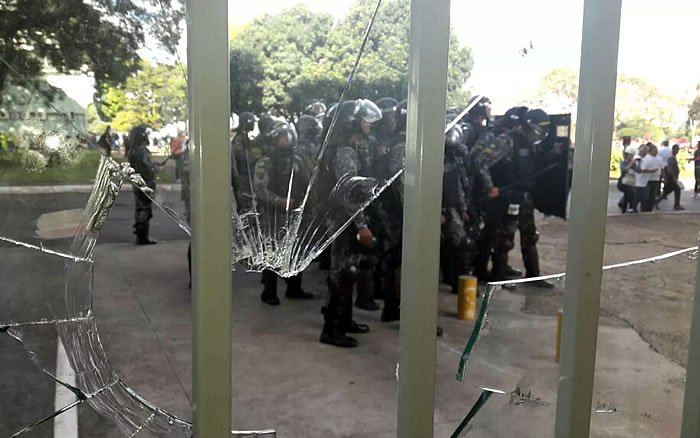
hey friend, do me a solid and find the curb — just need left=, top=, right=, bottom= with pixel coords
left=0, top=184, right=181, bottom=195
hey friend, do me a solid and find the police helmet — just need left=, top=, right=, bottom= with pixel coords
left=375, top=97, right=400, bottom=113
left=268, top=121, right=297, bottom=149
left=296, top=115, right=322, bottom=141
left=335, top=99, right=383, bottom=135
left=466, top=95, right=492, bottom=122
left=305, top=101, right=327, bottom=118
left=258, top=114, right=277, bottom=137
left=445, top=125, right=464, bottom=148
left=128, top=125, right=150, bottom=147
left=523, top=108, right=550, bottom=145
left=238, top=112, right=257, bottom=133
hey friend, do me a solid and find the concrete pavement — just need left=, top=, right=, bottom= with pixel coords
left=0, top=186, right=698, bottom=436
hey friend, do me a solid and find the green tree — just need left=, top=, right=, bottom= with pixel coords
left=230, top=0, right=474, bottom=114
left=96, top=61, right=187, bottom=131
left=229, top=49, right=265, bottom=114
left=528, top=67, right=579, bottom=112
left=230, top=5, right=334, bottom=114
left=0, top=0, right=184, bottom=102
left=615, top=74, right=684, bottom=139
left=530, top=68, right=686, bottom=140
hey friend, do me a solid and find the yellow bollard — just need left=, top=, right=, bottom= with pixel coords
left=458, top=275, right=478, bottom=321
left=555, top=309, right=563, bottom=363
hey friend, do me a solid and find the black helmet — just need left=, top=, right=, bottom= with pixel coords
left=375, top=97, right=399, bottom=113
left=268, top=121, right=297, bottom=149
left=497, top=106, right=528, bottom=130
left=466, top=95, right=492, bottom=122
left=523, top=108, right=550, bottom=145
left=238, top=112, right=257, bottom=132
left=335, top=99, right=383, bottom=136
left=445, top=125, right=464, bottom=148
left=258, top=114, right=277, bottom=137
left=374, top=97, right=400, bottom=135
left=305, top=101, right=327, bottom=118
left=296, top=115, right=322, bottom=142
left=128, top=125, right=149, bottom=148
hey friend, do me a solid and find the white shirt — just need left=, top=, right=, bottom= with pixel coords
left=659, top=146, right=672, bottom=167
left=642, top=154, right=663, bottom=182
left=634, top=156, right=649, bottom=187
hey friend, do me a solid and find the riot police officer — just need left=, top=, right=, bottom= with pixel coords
left=373, top=98, right=406, bottom=321
left=461, top=96, right=492, bottom=151
left=296, top=114, right=323, bottom=172
left=320, top=99, right=383, bottom=348
left=232, top=112, right=263, bottom=212
left=127, top=125, right=158, bottom=245
left=440, top=122, right=475, bottom=294
left=472, top=107, right=554, bottom=287
left=254, top=122, right=314, bottom=305
left=305, top=100, right=327, bottom=120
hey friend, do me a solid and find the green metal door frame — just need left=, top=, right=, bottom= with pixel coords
left=397, top=0, right=451, bottom=436
left=555, top=0, right=622, bottom=436
left=187, top=0, right=234, bottom=436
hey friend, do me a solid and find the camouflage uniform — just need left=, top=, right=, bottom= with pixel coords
left=440, top=143, right=476, bottom=293
left=254, top=147, right=311, bottom=300
left=472, top=130, right=545, bottom=280
left=373, top=134, right=405, bottom=319
left=232, top=131, right=265, bottom=212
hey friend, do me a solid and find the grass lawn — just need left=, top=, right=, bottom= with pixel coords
left=0, top=149, right=177, bottom=186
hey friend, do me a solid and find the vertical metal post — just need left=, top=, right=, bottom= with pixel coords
left=554, top=0, right=622, bottom=437
left=186, top=0, right=233, bottom=436
left=397, top=0, right=450, bottom=436
left=681, top=237, right=700, bottom=438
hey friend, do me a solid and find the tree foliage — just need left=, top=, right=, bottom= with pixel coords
left=229, top=0, right=474, bottom=115
left=95, top=61, right=187, bottom=131
left=529, top=67, right=686, bottom=140
left=0, top=0, right=184, bottom=102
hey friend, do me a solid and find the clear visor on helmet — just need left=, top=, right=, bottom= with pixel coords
left=356, top=99, right=383, bottom=124
left=528, top=123, right=549, bottom=146
left=271, top=127, right=297, bottom=148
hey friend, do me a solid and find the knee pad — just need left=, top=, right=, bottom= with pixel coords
left=495, top=231, right=515, bottom=253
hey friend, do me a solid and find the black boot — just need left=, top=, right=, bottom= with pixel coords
left=506, top=265, right=522, bottom=278
left=320, top=287, right=358, bottom=348
left=261, top=270, right=280, bottom=306
left=285, top=273, right=313, bottom=299
left=135, top=223, right=157, bottom=245
left=355, top=268, right=380, bottom=311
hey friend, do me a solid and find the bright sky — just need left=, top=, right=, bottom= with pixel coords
left=228, top=0, right=700, bottom=111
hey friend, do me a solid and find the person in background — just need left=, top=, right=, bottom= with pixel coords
left=694, top=141, right=700, bottom=199
left=644, top=144, right=663, bottom=211
left=656, top=144, right=684, bottom=211
left=98, top=125, right=113, bottom=157
left=630, top=145, right=649, bottom=213
left=127, top=126, right=158, bottom=245
left=170, top=130, right=187, bottom=182
left=658, top=140, right=671, bottom=195
left=617, top=146, right=636, bottom=213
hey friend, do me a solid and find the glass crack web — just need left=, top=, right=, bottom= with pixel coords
left=0, top=0, right=388, bottom=435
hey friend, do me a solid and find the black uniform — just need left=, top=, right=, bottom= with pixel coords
left=127, top=126, right=157, bottom=245
left=473, top=108, right=552, bottom=283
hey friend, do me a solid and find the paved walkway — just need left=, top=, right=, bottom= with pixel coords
left=84, top=225, right=690, bottom=437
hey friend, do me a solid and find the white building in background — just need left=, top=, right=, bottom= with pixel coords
left=0, top=68, right=95, bottom=137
